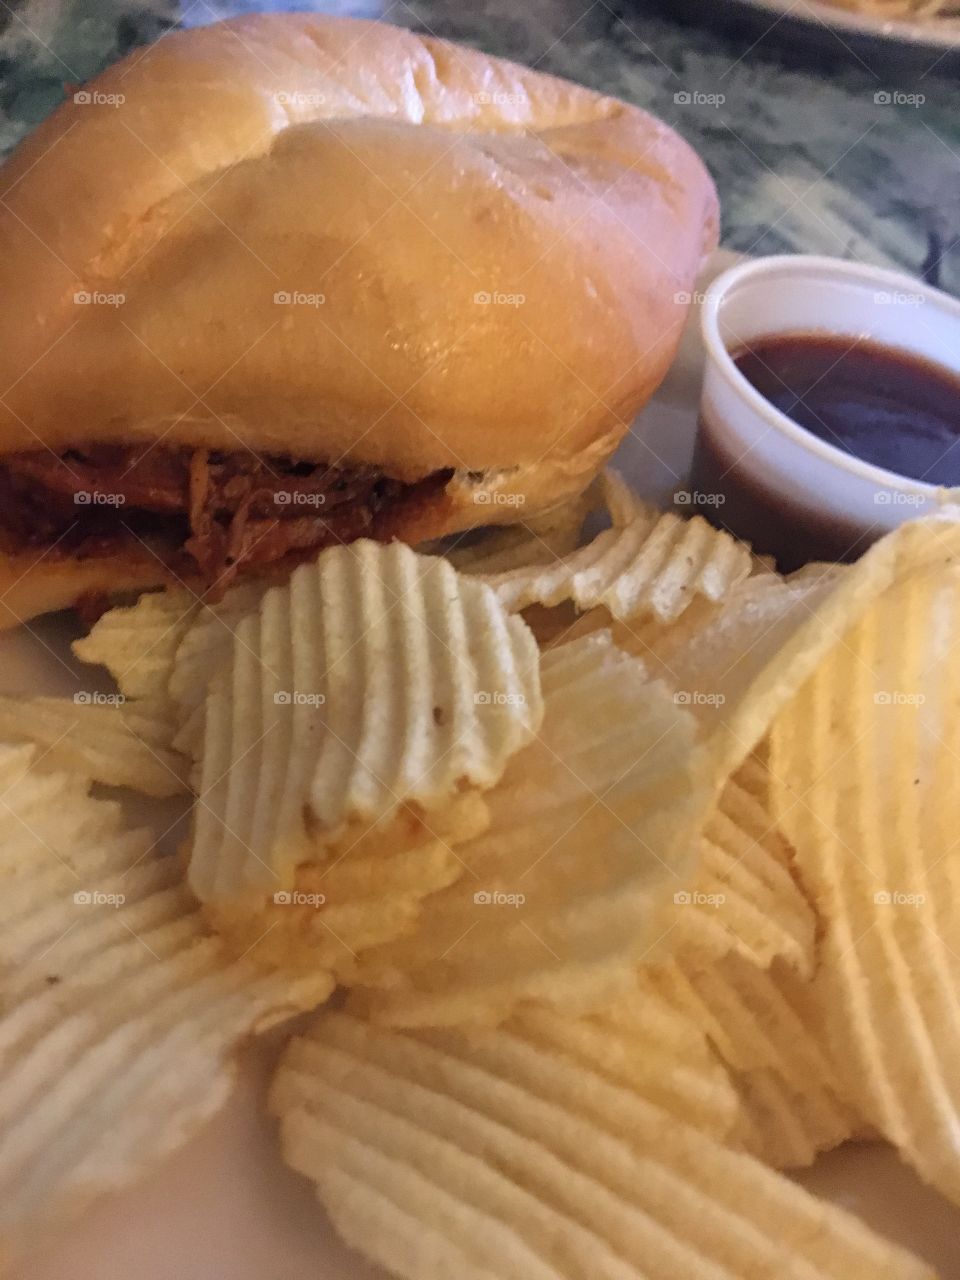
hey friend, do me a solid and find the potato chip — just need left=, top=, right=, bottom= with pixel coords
left=187, top=540, right=542, bottom=908
left=766, top=552, right=960, bottom=1202
left=72, top=588, right=197, bottom=708
left=481, top=505, right=753, bottom=625
left=512, top=981, right=742, bottom=1143
left=0, top=743, right=331, bottom=1267
left=271, top=1012, right=932, bottom=1280
left=731, top=1068, right=866, bottom=1171
left=344, top=634, right=713, bottom=1027
left=208, top=790, right=490, bottom=975
left=0, top=693, right=188, bottom=796
left=658, top=759, right=816, bottom=977
left=603, top=564, right=842, bottom=719
left=650, top=955, right=859, bottom=1169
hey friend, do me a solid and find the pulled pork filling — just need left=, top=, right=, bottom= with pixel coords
left=0, top=445, right=453, bottom=595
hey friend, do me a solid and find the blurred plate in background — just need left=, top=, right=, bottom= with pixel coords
left=657, top=0, right=960, bottom=74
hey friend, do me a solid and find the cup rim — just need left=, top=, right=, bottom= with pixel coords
left=700, top=253, right=960, bottom=499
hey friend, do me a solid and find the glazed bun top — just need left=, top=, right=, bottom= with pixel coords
left=0, top=15, right=718, bottom=478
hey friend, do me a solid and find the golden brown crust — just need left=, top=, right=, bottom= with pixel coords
left=0, top=14, right=717, bottom=478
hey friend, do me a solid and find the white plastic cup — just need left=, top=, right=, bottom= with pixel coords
left=692, top=254, right=960, bottom=568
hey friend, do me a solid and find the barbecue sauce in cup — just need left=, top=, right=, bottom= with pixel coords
left=691, top=333, right=960, bottom=570
left=733, top=335, right=960, bottom=485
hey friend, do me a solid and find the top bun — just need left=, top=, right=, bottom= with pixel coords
left=0, top=15, right=718, bottom=481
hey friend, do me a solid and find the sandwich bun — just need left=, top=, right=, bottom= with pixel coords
left=0, top=14, right=718, bottom=625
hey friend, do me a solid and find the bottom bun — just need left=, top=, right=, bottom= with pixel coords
left=0, top=555, right=171, bottom=632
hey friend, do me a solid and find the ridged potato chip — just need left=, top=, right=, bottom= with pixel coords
left=658, top=758, right=816, bottom=977
left=73, top=580, right=268, bottom=763
left=187, top=541, right=542, bottom=906
left=0, top=693, right=188, bottom=796
left=650, top=955, right=859, bottom=1169
left=344, top=634, right=713, bottom=1027
left=271, top=1012, right=932, bottom=1280
left=513, top=983, right=742, bottom=1143
left=72, top=587, right=197, bottom=709
left=0, top=743, right=331, bottom=1268
left=480, top=504, right=753, bottom=624
left=767, top=554, right=960, bottom=1202
left=208, top=790, right=490, bottom=975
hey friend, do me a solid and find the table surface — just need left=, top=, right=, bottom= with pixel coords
left=2, top=0, right=960, bottom=292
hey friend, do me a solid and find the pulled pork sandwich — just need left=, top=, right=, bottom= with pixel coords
left=0, top=14, right=718, bottom=626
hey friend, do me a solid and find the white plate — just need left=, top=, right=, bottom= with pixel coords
left=9, top=249, right=960, bottom=1279
left=738, top=0, right=960, bottom=45
left=670, top=0, right=960, bottom=72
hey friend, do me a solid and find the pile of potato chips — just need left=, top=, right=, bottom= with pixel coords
left=3, top=472, right=960, bottom=1277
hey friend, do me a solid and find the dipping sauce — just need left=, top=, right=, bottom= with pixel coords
left=689, top=428, right=875, bottom=572
left=734, top=334, right=960, bottom=486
